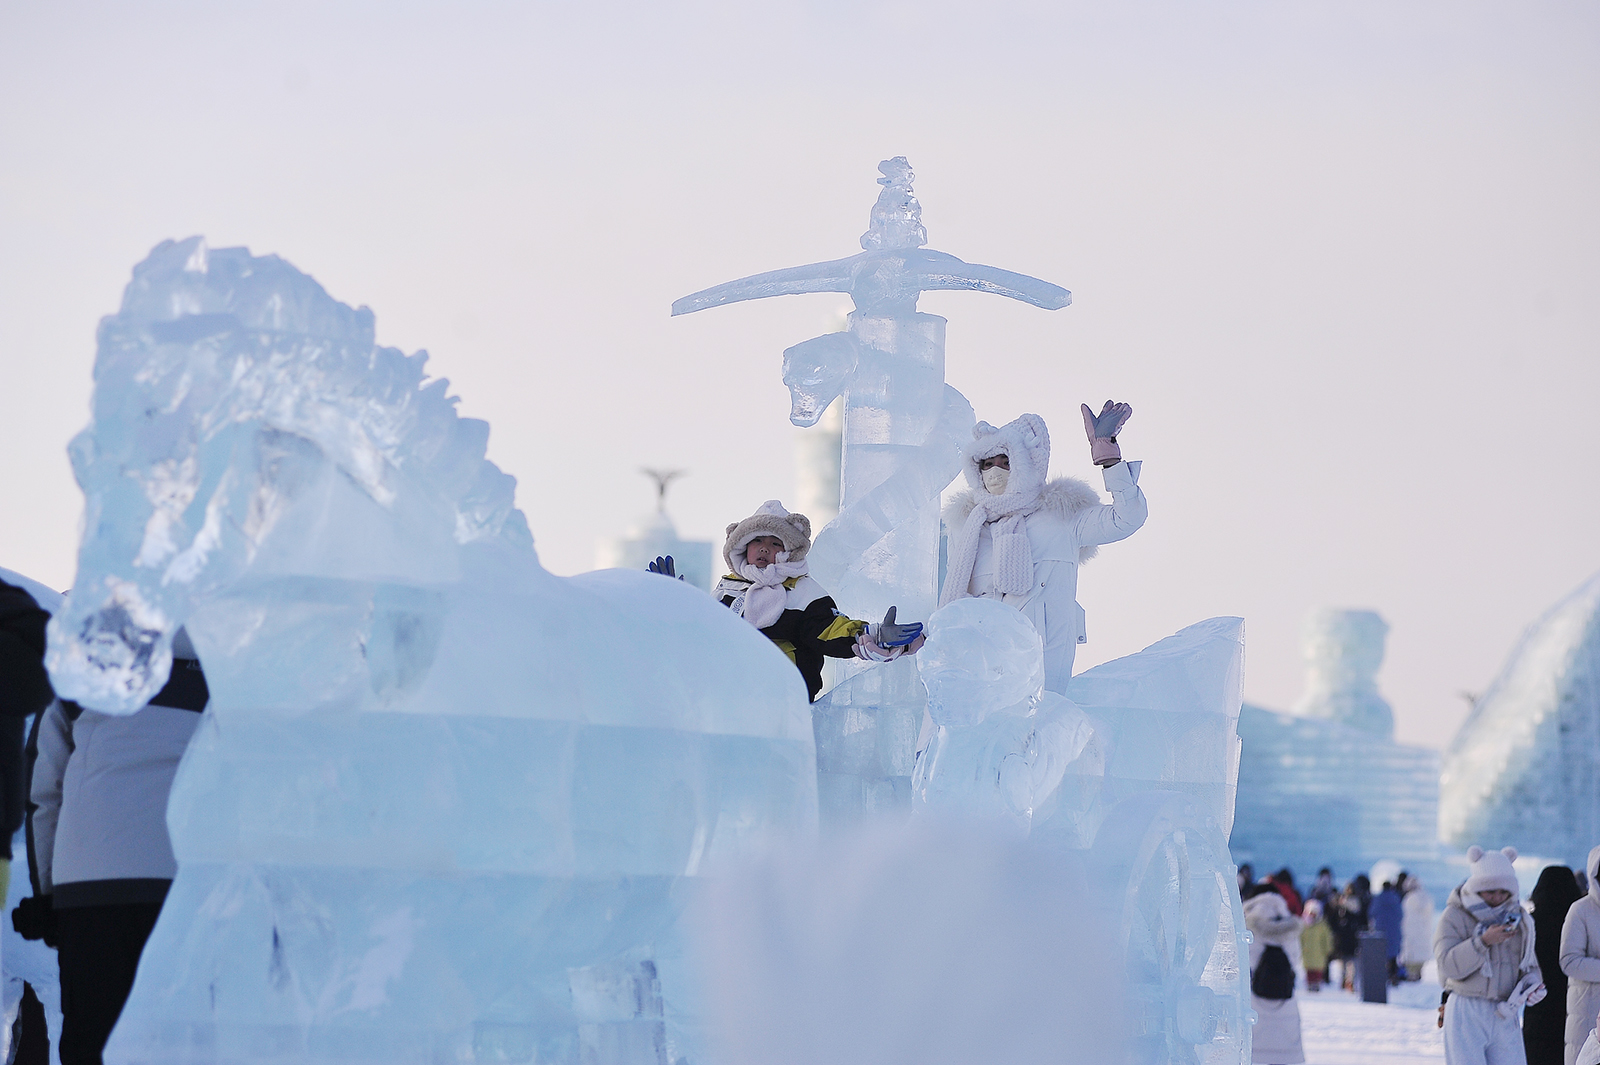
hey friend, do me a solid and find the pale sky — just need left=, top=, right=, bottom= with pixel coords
left=2, top=0, right=1596, bottom=749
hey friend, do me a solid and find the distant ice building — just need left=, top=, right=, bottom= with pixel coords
left=594, top=469, right=715, bottom=592
left=1440, top=572, right=1600, bottom=867
left=792, top=397, right=842, bottom=529
left=1231, top=610, right=1443, bottom=887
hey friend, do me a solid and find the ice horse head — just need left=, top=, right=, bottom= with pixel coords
left=47, top=237, right=531, bottom=711
left=48, top=238, right=816, bottom=1064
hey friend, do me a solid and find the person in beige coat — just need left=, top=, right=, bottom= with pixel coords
left=1436, top=845, right=1545, bottom=1065
left=1561, top=846, right=1600, bottom=1065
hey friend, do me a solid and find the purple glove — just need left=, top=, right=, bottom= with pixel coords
left=1081, top=401, right=1132, bottom=467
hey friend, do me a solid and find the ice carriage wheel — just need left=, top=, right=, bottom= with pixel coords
left=1090, top=792, right=1251, bottom=1065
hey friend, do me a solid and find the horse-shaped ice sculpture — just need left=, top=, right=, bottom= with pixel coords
left=46, top=238, right=817, bottom=1065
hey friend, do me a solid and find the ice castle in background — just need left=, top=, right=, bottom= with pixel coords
left=1232, top=609, right=1444, bottom=888
left=1441, top=571, right=1600, bottom=867
left=44, top=239, right=817, bottom=1064
left=594, top=469, right=715, bottom=591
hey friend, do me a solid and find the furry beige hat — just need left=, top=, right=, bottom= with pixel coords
left=724, top=500, right=812, bottom=573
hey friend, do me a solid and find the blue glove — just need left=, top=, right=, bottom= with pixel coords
left=647, top=556, right=681, bottom=579
left=873, top=606, right=923, bottom=648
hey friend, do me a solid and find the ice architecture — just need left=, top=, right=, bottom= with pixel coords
left=1440, top=571, right=1600, bottom=866
left=673, top=157, right=1070, bottom=828
left=44, top=239, right=817, bottom=1064
left=1231, top=610, right=1445, bottom=896
left=909, top=598, right=1253, bottom=1064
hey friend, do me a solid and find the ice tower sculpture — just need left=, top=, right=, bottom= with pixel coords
left=673, top=158, right=1070, bottom=825
left=1292, top=609, right=1394, bottom=737
left=46, top=238, right=817, bottom=1064
left=1441, top=571, right=1600, bottom=864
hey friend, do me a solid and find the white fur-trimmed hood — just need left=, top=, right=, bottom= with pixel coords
left=943, top=476, right=1104, bottom=565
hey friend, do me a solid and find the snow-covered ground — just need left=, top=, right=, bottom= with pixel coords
left=1298, top=982, right=1445, bottom=1065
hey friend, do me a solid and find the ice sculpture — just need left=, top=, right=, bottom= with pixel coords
left=1440, top=571, right=1600, bottom=864
left=910, top=598, right=1252, bottom=1064
left=44, top=238, right=817, bottom=1064
left=1291, top=609, right=1394, bottom=737
left=673, top=157, right=1070, bottom=826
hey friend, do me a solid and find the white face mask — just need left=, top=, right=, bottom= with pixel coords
left=981, top=465, right=1010, bottom=495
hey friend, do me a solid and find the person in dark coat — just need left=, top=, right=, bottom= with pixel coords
left=1333, top=877, right=1372, bottom=990
left=2, top=571, right=63, bottom=1065
left=1526, top=865, right=1583, bottom=1065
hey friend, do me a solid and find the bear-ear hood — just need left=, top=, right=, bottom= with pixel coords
left=960, top=413, right=1051, bottom=505
left=723, top=500, right=812, bottom=575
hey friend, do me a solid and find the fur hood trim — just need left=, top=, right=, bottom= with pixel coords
left=724, top=500, right=812, bottom=574
left=1244, top=890, right=1302, bottom=945
left=943, top=476, right=1104, bottom=565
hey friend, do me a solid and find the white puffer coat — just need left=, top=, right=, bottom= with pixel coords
left=940, top=415, right=1147, bottom=694
left=1245, top=889, right=1306, bottom=1065
left=1562, top=846, right=1600, bottom=1065
left=1401, top=879, right=1436, bottom=967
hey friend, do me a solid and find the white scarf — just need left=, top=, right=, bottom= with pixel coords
left=939, top=488, right=1041, bottom=608
left=735, top=554, right=808, bottom=629
left=1461, top=887, right=1538, bottom=984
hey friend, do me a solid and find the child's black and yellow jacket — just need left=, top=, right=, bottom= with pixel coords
left=713, top=573, right=867, bottom=702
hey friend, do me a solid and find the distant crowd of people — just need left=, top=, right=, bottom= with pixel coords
left=1237, top=862, right=1437, bottom=992
left=1238, top=852, right=1600, bottom=1065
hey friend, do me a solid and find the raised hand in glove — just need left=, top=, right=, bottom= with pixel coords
left=1080, top=400, right=1133, bottom=467
left=870, top=606, right=924, bottom=648
left=647, top=556, right=681, bottom=579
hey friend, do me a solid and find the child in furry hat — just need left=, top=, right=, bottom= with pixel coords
left=938, top=404, right=1147, bottom=694
left=714, top=500, right=923, bottom=702
left=1436, top=845, right=1545, bottom=1065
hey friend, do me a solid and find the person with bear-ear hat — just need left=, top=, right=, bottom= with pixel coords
left=1436, top=844, right=1546, bottom=1065
left=703, top=500, right=923, bottom=703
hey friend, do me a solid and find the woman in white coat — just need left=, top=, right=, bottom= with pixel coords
left=1562, top=846, right=1600, bottom=1065
left=938, top=405, right=1147, bottom=695
left=1401, top=874, right=1437, bottom=980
